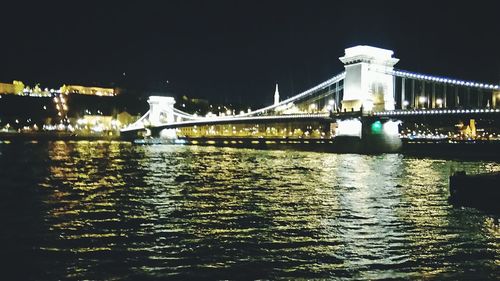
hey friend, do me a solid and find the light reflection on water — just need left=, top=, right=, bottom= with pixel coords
left=0, top=141, right=499, bottom=280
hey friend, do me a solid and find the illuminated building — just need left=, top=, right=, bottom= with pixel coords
left=60, top=85, right=117, bottom=96
left=0, top=81, right=25, bottom=95
left=0, top=82, right=15, bottom=94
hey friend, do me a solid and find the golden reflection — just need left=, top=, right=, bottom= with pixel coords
left=41, top=140, right=130, bottom=261
left=30, top=142, right=500, bottom=279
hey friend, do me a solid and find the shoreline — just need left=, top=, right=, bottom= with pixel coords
left=0, top=131, right=120, bottom=141
left=1, top=132, right=499, bottom=160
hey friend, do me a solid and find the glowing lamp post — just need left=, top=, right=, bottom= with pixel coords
left=327, top=99, right=335, bottom=112
left=402, top=100, right=409, bottom=109
left=436, top=98, right=443, bottom=108
left=418, top=96, right=427, bottom=109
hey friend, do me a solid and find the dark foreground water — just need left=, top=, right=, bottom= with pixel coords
left=0, top=140, right=498, bottom=280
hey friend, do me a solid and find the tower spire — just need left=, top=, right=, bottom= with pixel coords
left=274, top=83, right=280, bottom=105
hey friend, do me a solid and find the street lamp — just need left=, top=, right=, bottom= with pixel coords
left=403, top=100, right=409, bottom=109
left=436, top=98, right=443, bottom=108
left=418, top=96, right=427, bottom=108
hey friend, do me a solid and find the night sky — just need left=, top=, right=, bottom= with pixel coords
left=1, top=1, right=499, bottom=106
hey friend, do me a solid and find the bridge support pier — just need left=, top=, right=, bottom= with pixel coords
left=335, top=117, right=402, bottom=153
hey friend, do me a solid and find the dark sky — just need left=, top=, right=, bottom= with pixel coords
left=1, top=1, right=499, bottom=106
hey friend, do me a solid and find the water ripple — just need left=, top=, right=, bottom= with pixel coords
left=0, top=141, right=498, bottom=280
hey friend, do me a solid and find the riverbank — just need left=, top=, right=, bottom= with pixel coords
left=0, top=131, right=120, bottom=141
left=2, top=133, right=499, bottom=160
left=131, top=137, right=500, bottom=160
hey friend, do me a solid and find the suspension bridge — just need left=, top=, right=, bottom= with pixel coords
left=121, top=45, right=499, bottom=152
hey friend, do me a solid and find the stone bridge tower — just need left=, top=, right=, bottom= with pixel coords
left=147, top=96, right=176, bottom=126
left=339, top=46, right=399, bottom=114
left=147, top=96, right=177, bottom=139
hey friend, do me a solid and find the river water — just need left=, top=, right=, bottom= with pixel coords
left=0, top=140, right=498, bottom=280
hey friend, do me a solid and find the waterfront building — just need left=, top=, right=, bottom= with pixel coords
left=0, top=81, right=25, bottom=95
left=60, top=85, right=118, bottom=96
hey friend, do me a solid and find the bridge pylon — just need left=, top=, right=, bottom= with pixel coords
left=147, top=96, right=177, bottom=138
left=340, top=45, right=399, bottom=114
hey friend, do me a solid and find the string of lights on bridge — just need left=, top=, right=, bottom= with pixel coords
left=236, top=72, right=346, bottom=117
left=169, top=72, right=347, bottom=122
left=375, top=108, right=500, bottom=116
left=392, top=70, right=500, bottom=90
